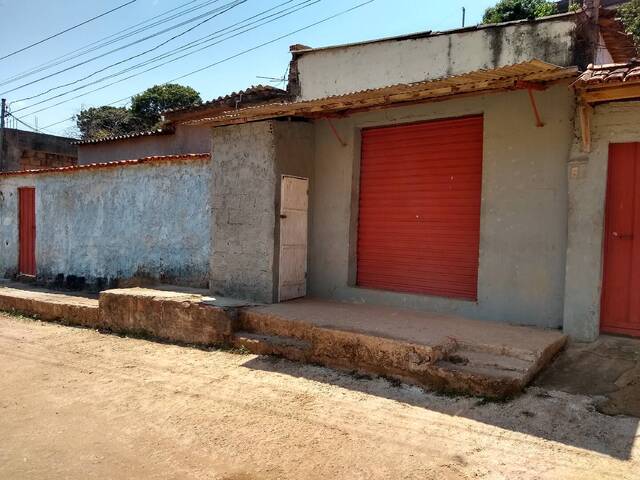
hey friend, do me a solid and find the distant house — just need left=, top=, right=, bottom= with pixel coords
left=2, top=6, right=639, bottom=342
left=0, top=128, right=77, bottom=172
left=73, top=85, right=287, bottom=164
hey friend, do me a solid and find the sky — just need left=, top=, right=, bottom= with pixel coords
left=0, top=0, right=496, bottom=137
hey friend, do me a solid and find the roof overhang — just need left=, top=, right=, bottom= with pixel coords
left=185, top=60, right=578, bottom=128
left=574, top=63, right=640, bottom=104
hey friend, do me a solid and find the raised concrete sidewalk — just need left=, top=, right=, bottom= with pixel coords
left=236, top=300, right=567, bottom=398
left=0, top=283, right=567, bottom=398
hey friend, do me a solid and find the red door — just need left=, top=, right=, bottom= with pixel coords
left=601, top=143, right=640, bottom=337
left=18, top=187, right=36, bottom=276
left=357, top=116, right=483, bottom=300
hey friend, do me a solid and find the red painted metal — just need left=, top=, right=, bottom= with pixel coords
left=601, top=143, right=640, bottom=337
left=357, top=116, right=483, bottom=300
left=18, top=187, right=36, bottom=276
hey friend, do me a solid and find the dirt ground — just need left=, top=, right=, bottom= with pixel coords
left=0, top=314, right=638, bottom=480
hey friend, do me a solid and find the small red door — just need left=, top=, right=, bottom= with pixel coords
left=601, top=143, right=640, bottom=337
left=18, top=187, right=36, bottom=276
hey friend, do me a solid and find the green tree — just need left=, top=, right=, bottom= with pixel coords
left=130, top=83, right=202, bottom=130
left=618, top=0, right=640, bottom=48
left=482, top=0, right=558, bottom=24
left=75, top=106, right=138, bottom=140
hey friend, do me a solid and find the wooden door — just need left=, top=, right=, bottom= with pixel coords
left=278, top=176, right=309, bottom=302
left=18, top=187, right=36, bottom=276
left=601, top=143, right=640, bottom=337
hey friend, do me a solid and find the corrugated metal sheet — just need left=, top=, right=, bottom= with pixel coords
left=185, top=60, right=578, bottom=127
left=357, top=116, right=483, bottom=300
left=18, top=187, right=36, bottom=276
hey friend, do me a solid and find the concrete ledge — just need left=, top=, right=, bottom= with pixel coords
left=99, top=288, right=236, bottom=345
left=0, top=285, right=99, bottom=327
left=237, top=300, right=568, bottom=398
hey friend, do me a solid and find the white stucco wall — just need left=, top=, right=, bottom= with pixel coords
left=0, top=157, right=211, bottom=289
left=294, top=17, right=578, bottom=100
left=307, top=84, right=575, bottom=329
left=564, top=101, right=640, bottom=341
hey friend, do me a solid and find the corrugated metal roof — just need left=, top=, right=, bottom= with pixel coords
left=72, top=128, right=173, bottom=146
left=186, top=60, right=578, bottom=127
left=0, top=153, right=210, bottom=177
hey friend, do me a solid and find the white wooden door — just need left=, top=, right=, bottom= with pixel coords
left=278, top=175, right=309, bottom=302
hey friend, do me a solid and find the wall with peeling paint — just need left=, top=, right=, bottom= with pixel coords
left=0, top=157, right=211, bottom=289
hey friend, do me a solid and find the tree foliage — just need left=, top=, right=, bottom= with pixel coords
left=75, top=83, right=202, bottom=140
left=618, top=0, right=640, bottom=48
left=131, top=84, right=202, bottom=130
left=75, top=106, right=138, bottom=140
left=482, top=0, right=558, bottom=24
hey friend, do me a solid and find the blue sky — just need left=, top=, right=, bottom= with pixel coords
left=0, top=0, right=496, bottom=136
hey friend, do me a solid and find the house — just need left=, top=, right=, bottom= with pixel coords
left=0, top=128, right=77, bottom=172
left=0, top=7, right=638, bottom=343
left=73, top=85, right=287, bottom=164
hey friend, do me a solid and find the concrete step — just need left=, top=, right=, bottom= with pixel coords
left=233, top=331, right=312, bottom=362
left=445, top=349, right=534, bottom=375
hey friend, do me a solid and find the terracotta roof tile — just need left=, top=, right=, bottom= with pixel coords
left=163, top=84, right=288, bottom=117
left=0, top=153, right=210, bottom=177
left=575, top=61, right=640, bottom=87
left=71, top=128, right=173, bottom=146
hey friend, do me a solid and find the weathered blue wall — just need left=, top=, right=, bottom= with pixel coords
left=0, top=157, right=211, bottom=289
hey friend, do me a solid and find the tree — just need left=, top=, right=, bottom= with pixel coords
left=482, top=0, right=558, bottom=24
left=618, top=0, right=640, bottom=48
left=130, top=83, right=202, bottom=130
left=75, top=106, right=138, bottom=140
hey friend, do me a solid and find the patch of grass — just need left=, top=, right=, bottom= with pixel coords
left=0, top=309, right=41, bottom=322
left=215, top=343, right=251, bottom=355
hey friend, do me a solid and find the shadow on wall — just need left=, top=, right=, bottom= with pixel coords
left=241, top=355, right=639, bottom=460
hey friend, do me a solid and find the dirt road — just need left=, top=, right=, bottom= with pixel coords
left=0, top=314, right=638, bottom=480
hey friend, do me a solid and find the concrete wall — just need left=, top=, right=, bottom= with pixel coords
left=1, top=128, right=77, bottom=172
left=210, top=120, right=314, bottom=303
left=0, top=157, right=211, bottom=289
left=564, top=101, right=640, bottom=341
left=77, top=124, right=211, bottom=164
left=308, top=84, right=575, bottom=328
left=293, top=16, right=579, bottom=100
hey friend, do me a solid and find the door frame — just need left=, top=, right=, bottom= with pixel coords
left=18, top=186, right=37, bottom=277
left=600, top=142, right=640, bottom=337
left=276, top=175, right=309, bottom=302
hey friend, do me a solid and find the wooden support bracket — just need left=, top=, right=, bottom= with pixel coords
left=325, top=118, right=347, bottom=147
left=578, top=101, right=593, bottom=153
left=527, top=88, right=545, bottom=128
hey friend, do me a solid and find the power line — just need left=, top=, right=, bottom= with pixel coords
left=14, top=0, right=313, bottom=106
left=0, top=0, right=222, bottom=87
left=13, top=0, right=320, bottom=114
left=12, top=0, right=247, bottom=102
left=0, top=1, right=139, bottom=62
left=1, top=0, right=240, bottom=96
left=16, top=0, right=375, bottom=118
left=6, top=112, right=38, bottom=132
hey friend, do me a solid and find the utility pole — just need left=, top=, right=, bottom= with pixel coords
left=584, top=0, right=601, bottom=63
left=0, top=98, right=6, bottom=170
left=462, top=7, right=466, bottom=28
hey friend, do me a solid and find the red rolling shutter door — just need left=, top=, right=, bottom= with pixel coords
left=357, top=116, right=483, bottom=300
